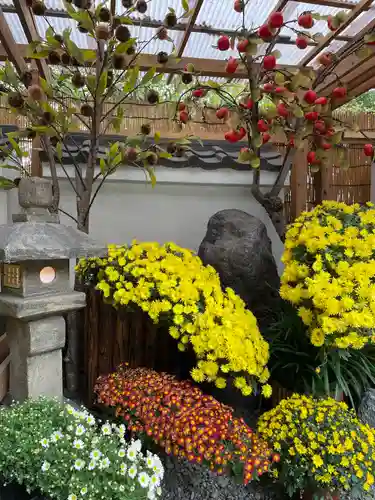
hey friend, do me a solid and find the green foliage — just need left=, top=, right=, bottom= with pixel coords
left=0, top=398, right=164, bottom=500
left=341, top=91, right=375, bottom=113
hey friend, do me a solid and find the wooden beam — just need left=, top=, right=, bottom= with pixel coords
left=13, top=0, right=50, bottom=81
left=301, top=0, right=374, bottom=66
left=0, top=8, right=27, bottom=74
left=298, top=0, right=371, bottom=8
left=290, top=145, right=308, bottom=219
left=167, top=0, right=205, bottom=84
left=0, top=44, right=311, bottom=78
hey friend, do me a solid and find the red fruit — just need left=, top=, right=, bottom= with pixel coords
left=192, top=89, right=204, bottom=98
left=237, top=39, right=249, bottom=53
left=268, top=11, right=283, bottom=29
left=262, top=132, right=271, bottom=144
left=289, top=135, right=295, bottom=147
left=240, top=98, right=253, bottom=109
left=304, top=89, right=317, bottom=104
left=218, top=35, right=230, bottom=51
left=314, top=96, right=328, bottom=105
left=322, top=142, right=332, bottom=150
left=275, top=86, right=287, bottom=93
left=237, top=127, right=246, bottom=139
left=305, top=111, right=319, bottom=121
left=296, top=36, right=308, bottom=50
left=179, top=111, right=189, bottom=123
left=325, top=127, right=334, bottom=137
left=332, top=87, right=347, bottom=99
left=257, top=119, right=269, bottom=133
left=178, top=102, right=186, bottom=111
left=225, top=57, right=238, bottom=74
left=298, top=13, right=314, bottom=29
left=234, top=0, right=243, bottom=12
left=258, top=24, right=274, bottom=41
left=364, top=143, right=374, bottom=157
left=277, top=102, right=288, bottom=118
left=216, top=107, right=229, bottom=120
left=314, top=120, right=326, bottom=134
left=327, top=16, right=337, bottom=31
left=263, top=55, right=276, bottom=71
left=263, top=82, right=274, bottom=93
left=307, top=151, right=317, bottom=164
left=318, top=53, right=332, bottom=66
left=225, top=130, right=237, bottom=143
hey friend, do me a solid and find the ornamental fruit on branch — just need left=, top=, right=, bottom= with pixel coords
left=173, top=6, right=375, bottom=239
left=0, top=0, right=194, bottom=233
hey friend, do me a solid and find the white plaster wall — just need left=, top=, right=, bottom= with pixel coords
left=42, top=165, right=285, bottom=275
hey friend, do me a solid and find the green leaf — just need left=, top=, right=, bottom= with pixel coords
left=181, top=0, right=189, bottom=12
left=97, top=71, right=108, bottom=96
left=274, top=72, right=285, bottom=85
left=4, top=61, right=18, bottom=87
left=145, top=166, right=156, bottom=187
left=100, top=158, right=106, bottom=174
left=56, top=142, right=63, bottom=161
left=206, top=80, right=220, bottom=88
left=152, top=73, right=164, bottom=84
left=82, top=50, right=97, bottom=62
left=124, top=66, right=139, bottom=93
left=270, top=49, right=282, bottom=59
left=187, top=135, right=202, bottom=147
left=109, top=142, right=119, bottom=158
left=158, top=151, right=172, bottom=159
left=154, top=131, right=161, bottom=144
left=66, top=38, right=83, bottom=64
left=0, top=176, right=16, bottom=189
left=86, top=75, right=97, bottom=95
left=292, top=105, right=304, bottom=118
left=0, top=163, right=21, bottom=171
left=39, top=78, right=53, bottom=98
left=115, top=39, right=137, bottom=54
left=7, top=135, right=22, bottom=157
left=250, top=157, right=260, bottom=169
left=27, top=48, right=50, bottom=59
left=141, top=67, right=156, bottom=86
left=252, top=135, right=263, bottom=149
left=119, top=16, right=134, bottom=24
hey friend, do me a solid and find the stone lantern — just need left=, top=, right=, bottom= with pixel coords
left=0, top=177, right=106, bottom=402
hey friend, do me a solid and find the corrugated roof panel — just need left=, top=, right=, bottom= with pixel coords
left=309, top=40, right=346, bottom=67
left=3, top=13, right=28, bottom=43
left=194, top=0, right=281, bottom=31
left=35, top=16, right=97, bottom=48
left=341, top=8, right=375, bottom=36
left=123, top=0, right=188, bottom=22
left=128, top=25, right=183, bottom=53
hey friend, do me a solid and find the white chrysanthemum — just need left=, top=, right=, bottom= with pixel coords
left=127, top=447, right=137, bottom=461
left=128, top=465, right=137, bottom=479
left=68, top=494, right=78, bottom=500
left=88, top=460, right=96, bottom=471
left=90, top=449, right=102, bottom=460
left=40, top=438, right=49, bottom=448
left=132, top=439, right=142, bottom=452
left=75, top=425, right=86, bottom=436
left=41, top=461, right=50, bottom=472
left=100, top=457, right=110, bottom=469
left=86, top=415, right=95, bottom=426
left=118, top=448, right=126, bottom=458
left=120, top=463, right=127, bottom=475
left=66, top=405, right=74, bottom=415
left=73, top=439, right=84, bottom=450
left=74, top=459, right=85, bottom=471
left=150, top=474, right=161, bottom=488
left=80, top=487, right=88, bottom=496
left=156, top=487, right=162, bottom=496
left=147, top=490, right=156, bottom=500
left=117, top=424, right=126, bottom=436
left=138, top=472, right=150, bottom=488
left=50, top=431, right=63, bottom=442
left=101, top=423, right=111, bottom=435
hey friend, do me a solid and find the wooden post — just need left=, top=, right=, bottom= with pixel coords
left=30, top=68, right=42, bottom=177
left=290, top=146, right=308, bottom=220
left=314, top=164, right=332, bottom=205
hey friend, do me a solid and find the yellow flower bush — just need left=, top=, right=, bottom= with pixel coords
left=76, top=241, right=271, bottom=397
left=258, top=394, right=375, bottom=497
left=281, top=200, right=375, bottom=349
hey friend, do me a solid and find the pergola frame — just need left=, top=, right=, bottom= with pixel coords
left=0, top=0, right=373, bottom=99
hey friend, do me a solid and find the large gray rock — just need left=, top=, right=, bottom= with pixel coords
left=198, top=209, right=281, bottom=329
left=359, top=390, right=375, bottom=428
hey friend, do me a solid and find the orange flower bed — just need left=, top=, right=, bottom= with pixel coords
left=95, top=366, right=278, bottom=485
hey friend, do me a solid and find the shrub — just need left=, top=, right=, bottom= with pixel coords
left=258, top=394, right=375, bottom=498
left=0, top=398, right=164, bottom=500
left=281, top=201, right=375, bottom=350
left=77, top=241, right=271, bottom=398
left=95, top=365, right=277, bottom=485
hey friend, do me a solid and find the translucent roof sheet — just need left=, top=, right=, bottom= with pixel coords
left=1, top=0, right=375, bottom=74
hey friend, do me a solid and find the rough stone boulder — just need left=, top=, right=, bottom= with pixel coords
left=359, top=390, right=375, bottom=428
left=198, top=209, right=282, bottom=329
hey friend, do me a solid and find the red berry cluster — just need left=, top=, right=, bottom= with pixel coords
left=95, top=366, right=277, bottom=485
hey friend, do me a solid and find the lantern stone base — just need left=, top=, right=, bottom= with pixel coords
left=7, top=315, right=66, bottom=402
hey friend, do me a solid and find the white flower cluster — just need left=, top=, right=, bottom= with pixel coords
left=0, top=399, right=164, bottom=500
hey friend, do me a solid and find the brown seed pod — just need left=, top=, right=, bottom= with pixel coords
left=157, top=51, right=168, bottom=64
left=112, top=53, right=126, bottom=70
left=27, top=84, right=44, bottom=101
left=8, top=92, right=24, bottom=109
left=166, top=142, right=177, bottom=155
left=41, top=111, right=54, bottom=125
left=95, top=23, right=110, bottom=40
left=71, top=57, right=80, bottom=66
left=26, top=128, right=37, bottom=139
left=122, top=0, right=133, bottom=7
left=21, top=71, right=33, bottom=88
left=31, top=0, right=46, bottom=15
left=115, top=25, right=131, bottom=42
left=71, top=71, right=85, bottom=88
left=26, top=0, right=33, bottom=6
left=73, top=0, right=90, bottom=8
left=126, top=45, right=136, bottom=55
left=147, top=90, right=159, bottom=104
left=80, top=104, right=93, bottom=117
left=47, top=51, right=61, bottom=65
left=50, top=136, right=59, bottom=147
left=126, top=147, right=138, bottom=162
left=146, top=152, right=158, bottom=165
left=136, top=0, right=147, bottom=13
left=61, top=53, right=71, bottom=65
left=164, top=12, right=177, bottom=27
left=175, top=145, right=186, bottom=157
left=107, top=71, right=114, bottom=88
left=99, top=7, right=111, bottom=22
left=157, top=27, right=168, bottom=40
left=54, top=34, right=63, bottom=44
left=13, top=178, right=21, bottom=187
left=112, top=17, right=121, bottom=29
left=141, top=123, right=151, bottom=135
left=181, top=72, right=193, bottom=84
